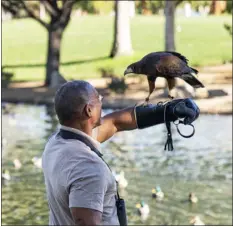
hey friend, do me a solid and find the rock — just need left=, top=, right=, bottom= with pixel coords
left=208, top=89, right=228, bottom=98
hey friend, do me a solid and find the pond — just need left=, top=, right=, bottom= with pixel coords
left=2, top=103, right=232, bottom=225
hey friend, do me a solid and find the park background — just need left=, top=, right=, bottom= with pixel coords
left=1, top=0, right=232, bottom=225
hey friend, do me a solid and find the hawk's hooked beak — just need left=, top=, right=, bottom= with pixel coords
left=124, top=67, right=133, bottom=76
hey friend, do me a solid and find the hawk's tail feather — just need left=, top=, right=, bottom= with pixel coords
left=190, top=67, right=199, bottom=74
left=180, top=74, right=204, bottom=88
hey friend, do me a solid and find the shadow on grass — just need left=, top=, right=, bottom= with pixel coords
left=2, top=56, right=109, bottom=69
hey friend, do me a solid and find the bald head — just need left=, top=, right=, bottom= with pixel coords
left=54, top=80, right=97, bottom=124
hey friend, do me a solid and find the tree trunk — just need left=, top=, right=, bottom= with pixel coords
left=165, top=0, right=176, bottom=51
left=141, top=0, right=148, bottom=15
left=129, top=0, right=135, bottom=18
left=210, top=0, right=227, bottom=15
left=110, top=0, right=133, bottom=58
left=45, top=27, right=63, bottom=86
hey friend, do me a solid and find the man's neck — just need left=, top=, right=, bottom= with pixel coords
left=63, top=121, right=92, bottom=137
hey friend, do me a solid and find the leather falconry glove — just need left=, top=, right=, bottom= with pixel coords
left=134, top=98, right=200, bottom=129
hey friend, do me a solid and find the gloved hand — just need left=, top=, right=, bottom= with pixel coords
left=168, top=98, right=200, bottom=125
left=135, top=98, right=200, bottom=129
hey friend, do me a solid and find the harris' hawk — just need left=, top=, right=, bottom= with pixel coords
left=124, top=51, right=205, bottom=104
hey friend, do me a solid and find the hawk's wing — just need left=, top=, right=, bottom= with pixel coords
left=164, top=51, right=189, bottom=64
left=155, top=55, right=190, bottom=77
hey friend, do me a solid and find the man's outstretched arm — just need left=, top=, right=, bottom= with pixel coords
left=96, top=98, right=200, bottom=144
left=96, top=107, right=137, bottom=143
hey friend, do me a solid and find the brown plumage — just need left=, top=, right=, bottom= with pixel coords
left=124, top=51, right=205, bottom=104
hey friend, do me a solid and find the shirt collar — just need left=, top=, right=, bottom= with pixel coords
left=60, top=125, right=101, bottom=152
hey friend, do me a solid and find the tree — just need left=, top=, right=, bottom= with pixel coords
left=164, top=0, right=183, bottom=51
left=110, top=0, right=133, bottom=58
left=164, top=0, right=176, bottom=51
left=2, top=0, right=76, bottom=86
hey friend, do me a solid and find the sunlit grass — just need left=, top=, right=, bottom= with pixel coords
left=2, top=15, right=232, bottom=82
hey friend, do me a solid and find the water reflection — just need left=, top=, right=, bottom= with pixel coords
left=1, top=103, right=232, bottom=225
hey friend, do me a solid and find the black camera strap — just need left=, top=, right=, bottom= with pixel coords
left=58, top=129, right=103, bottom=158
left=58, top=129, right=127, bottom=225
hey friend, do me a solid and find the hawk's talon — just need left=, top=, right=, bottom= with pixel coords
left=143, top=98, right=152, bottom=107
left=168, top=95, right=174, bottom=100
left=143, top=102, right=148, bottom=107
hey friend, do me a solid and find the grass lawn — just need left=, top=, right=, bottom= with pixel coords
left=2, top=15, right=232, bottom=82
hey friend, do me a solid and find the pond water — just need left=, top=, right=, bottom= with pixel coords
left=2, top=103, right=232, bottom=225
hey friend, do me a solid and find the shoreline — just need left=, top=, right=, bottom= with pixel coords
left=2, top=88, right=232, bottom=115
left=2, top=64, right=232, bottom=115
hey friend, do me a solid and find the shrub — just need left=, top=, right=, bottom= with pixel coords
left=2, top=68, right=14, bottom=88
left=99, top=68, right=128, bottom=94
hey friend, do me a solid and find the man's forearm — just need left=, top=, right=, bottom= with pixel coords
left=96, top=107, right=137, bottom=143
left=108, top=106, right=137, bottom=132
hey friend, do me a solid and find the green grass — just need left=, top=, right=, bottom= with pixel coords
left=2, top=15, right=232, bottom=82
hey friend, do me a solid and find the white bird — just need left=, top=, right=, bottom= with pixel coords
left=189, top=192, right=198, bottom=203
left=2, top=170, right=11, bottom=181
left=136, top=201, right=150, bottom=221
left=13, top=159, right=22, bottom=169
left=152, top=186, right=164, bottom=200
left=113, top=171, right=128, bottom=189
left=32, top=157, right=42, bottom=169
left=190, top=216, right=205, bottom=226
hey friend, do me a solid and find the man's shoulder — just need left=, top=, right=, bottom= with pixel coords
left=43, top=133, right=105, bottom=182
left=44, top=132, right=102, bottom=164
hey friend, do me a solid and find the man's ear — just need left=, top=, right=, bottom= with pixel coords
left=84, top=104, right=92, bottom=118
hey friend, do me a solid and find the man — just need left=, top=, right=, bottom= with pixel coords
left=42, top=80, right=200, bottom=225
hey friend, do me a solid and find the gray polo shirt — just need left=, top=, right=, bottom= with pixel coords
left=42, top=125, right=119, bottom=225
